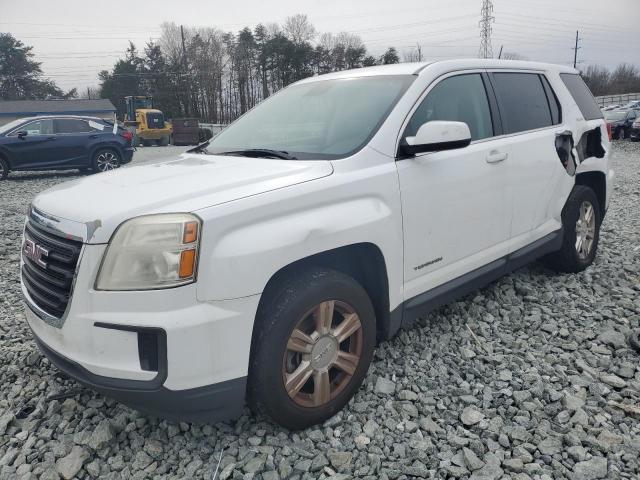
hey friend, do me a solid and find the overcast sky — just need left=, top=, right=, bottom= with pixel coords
left=2, top=0, right=638, bottom=92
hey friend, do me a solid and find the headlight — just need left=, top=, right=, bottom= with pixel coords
left=96, top=213, right=201, bottom=291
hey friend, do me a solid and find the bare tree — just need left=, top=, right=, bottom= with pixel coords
left=403, top=43, right=423, bottom=62
left=283, top=14, right=316, bottom=44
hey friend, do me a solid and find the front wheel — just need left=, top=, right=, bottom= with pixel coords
left=0, top=157, right=8, bottom=180
left=545, top=185, right=601, bottom=273
left=91, top=148, right=120, bottom=172
left=248, top=268, right=376, bottom=430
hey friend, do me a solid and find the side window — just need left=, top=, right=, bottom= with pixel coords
left=12, top=119, right=54, bottom=136
left=491, top=73, right=553, bottom=134
left=55, top=119, right=91, bottom=134
left=405, top=73, right=494, bottom=141
left=560, top=73, right=603, bottom=120
left=540, top=75, right=562, bottom=125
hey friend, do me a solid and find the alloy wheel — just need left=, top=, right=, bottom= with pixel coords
left=282, top=300, right=363, bottom=408
left=575, top=200, right=596, bottom=260
left=96, top=151, right=119, bottom=171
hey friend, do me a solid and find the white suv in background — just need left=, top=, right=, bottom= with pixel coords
left=21, top=60, right=612, bottom=429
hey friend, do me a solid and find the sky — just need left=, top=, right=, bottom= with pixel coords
left=1, top=0, right=638, bottom=92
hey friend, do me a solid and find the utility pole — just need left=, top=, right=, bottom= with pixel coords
left=479, top=0, right=495, bottom=59
left=572, top=30, right=581, bottom=69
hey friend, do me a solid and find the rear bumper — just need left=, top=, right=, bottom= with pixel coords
left=34, top=331, right=246, bottom=423
left=122, top=147, right=134, bottom=163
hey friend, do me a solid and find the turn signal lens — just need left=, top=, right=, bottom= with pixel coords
left=179, top=249, right=196, bottom=278
left=183, top=221, right=198, bottom=244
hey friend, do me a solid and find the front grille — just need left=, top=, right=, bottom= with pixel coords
left=21, top=221, right=82, bottom=319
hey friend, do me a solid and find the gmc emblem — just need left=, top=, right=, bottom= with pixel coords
left=23, top=238, right=49, bottom=269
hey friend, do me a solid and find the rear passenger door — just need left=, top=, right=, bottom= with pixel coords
left=53, top=118, right=94, bottom=167
left=488, top=71, right=566, bottom=249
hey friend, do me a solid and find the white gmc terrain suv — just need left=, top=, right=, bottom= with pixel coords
left=21, top=60, right=613, bottom=430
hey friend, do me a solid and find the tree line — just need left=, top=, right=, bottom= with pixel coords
left=2, top=23, right=640, bottom=119
left=581, top=64, right=640, bottom=97
left=98, top=16, right=401, bottom=123
left=0, top=33, right=77, bottom=100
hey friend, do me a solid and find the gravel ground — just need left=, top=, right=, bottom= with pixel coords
left=0, top=142, right=639, bottom=480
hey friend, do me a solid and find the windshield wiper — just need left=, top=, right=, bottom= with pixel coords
left=219, top=148, right=297, bottom=160
left=187, top=141, right=211, bottom=154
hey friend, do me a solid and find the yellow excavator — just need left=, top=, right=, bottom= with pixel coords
left=124, top=96, right=172, bottom=147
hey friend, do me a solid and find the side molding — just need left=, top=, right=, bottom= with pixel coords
left=390, top=229, right=563, bottom=334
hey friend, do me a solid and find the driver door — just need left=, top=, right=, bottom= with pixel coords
left=396, top=72, right=513, bottom=301
left=4, top=118, right=63, bottom=169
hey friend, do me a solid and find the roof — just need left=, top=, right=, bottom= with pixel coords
left=0, top=99, right=116, bottom=117
left=297, top=59, right=579, bottom=84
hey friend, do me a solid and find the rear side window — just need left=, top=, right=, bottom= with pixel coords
left=405, top=73, right=494, bottom=141
left=560, top=73, right=603, bottom=120
left=491, top=73, right=553, bottom=134
left=55, top=119, right=91, bottom=134
left=540, top=75, right=562, bottom=125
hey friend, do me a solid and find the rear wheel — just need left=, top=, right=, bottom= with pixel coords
left=248, top=268, right=376, bottom=430
left=91, top=148, right=120, bottom=172
left=0, top=157, right=8, bottom=180
left=617, top=128, right=626, bottom=140
left=158, top=135, right=170, bottom=146
left=142, top=139, right=153, bottom=147
left=546, top=185, right=601, bottom=273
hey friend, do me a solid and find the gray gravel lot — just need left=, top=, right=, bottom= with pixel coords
left=0, top=142, right=639, bottom=480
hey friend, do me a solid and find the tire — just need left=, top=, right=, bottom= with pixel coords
left=158, top=135, right=170, bottom=146
left=248, top=267, right=376, bottom=430
left=546, top=185, right=601, bottom=273
left=0, top=157, right=8, bottom=180
left=91, top=148, right=120, bottom=173
left=616, top=128, right=626, bottom=140
left=142, top=139, right=153, bottom=147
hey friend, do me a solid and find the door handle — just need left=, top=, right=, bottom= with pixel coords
left=486, top=151, right=508, bottom=164
left=46, top=136, right=56, bottom=141
left=89, top=134, right=99, bottom=139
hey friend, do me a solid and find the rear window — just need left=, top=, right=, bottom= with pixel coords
left=560, top=73, right=603, bottom=120
left=491, top=73, right=554, bottom=134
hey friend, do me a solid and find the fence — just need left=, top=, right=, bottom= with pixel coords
left=595, top=92, right=640, bottom=107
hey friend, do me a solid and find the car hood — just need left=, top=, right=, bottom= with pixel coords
left=32, top=154, right=333, bottom=244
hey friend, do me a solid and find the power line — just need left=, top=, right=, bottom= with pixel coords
left=479, top=0, right=494, bottom=59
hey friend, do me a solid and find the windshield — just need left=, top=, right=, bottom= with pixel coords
left=604, top=111, right=627, bottom=121
left=0, top=119, right=27, bottom=135
left=205, top=75, right=415, bottom=159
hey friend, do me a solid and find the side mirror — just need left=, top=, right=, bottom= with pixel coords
left=17, top=131, right=28, bottom=139
left=401, top=121, right=471, bottom=155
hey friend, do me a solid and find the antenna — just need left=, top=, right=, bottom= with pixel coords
left=479, top=0, right=495, bottom=59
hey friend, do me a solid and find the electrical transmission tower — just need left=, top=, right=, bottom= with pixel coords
left=479, top=0, right=495, bottom=59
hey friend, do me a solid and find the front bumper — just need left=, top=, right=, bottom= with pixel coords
left=23, top=243, right=261, bottom=422
left=33, top=330, right=245, bottom=422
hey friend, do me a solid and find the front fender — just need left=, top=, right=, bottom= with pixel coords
left=194, top=162, right=404, bottom=307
